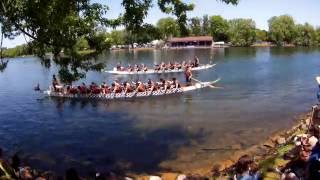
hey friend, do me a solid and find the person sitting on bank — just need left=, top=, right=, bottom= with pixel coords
left=233, top=155, right=261, bottom=180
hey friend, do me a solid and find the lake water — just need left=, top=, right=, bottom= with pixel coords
left=0, top=47, right=319, bottom=175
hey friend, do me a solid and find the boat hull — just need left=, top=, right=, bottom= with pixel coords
left=105, top=64, right=216, bottom=75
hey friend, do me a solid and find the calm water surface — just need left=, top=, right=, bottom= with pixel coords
left=0, top=47, right=319, bottom=174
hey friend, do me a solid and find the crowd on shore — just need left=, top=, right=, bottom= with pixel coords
left=0, top=145, right=263, bottom=180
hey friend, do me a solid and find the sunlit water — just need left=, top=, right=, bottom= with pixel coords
left=0, top=47, right=319, bottom=175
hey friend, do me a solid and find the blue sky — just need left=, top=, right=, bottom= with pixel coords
left=2, top=0, right=320, bottom=48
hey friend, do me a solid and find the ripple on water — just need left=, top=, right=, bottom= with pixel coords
left=0, top=48, right=319, bottom=174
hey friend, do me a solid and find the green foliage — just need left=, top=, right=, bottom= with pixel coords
left=316, top=28, right=320, bottom=46
left=108, top=30, right=128, bottom=45
left=121, top=0, right=152, bottom=44
left=268, top=15, right=296, bottom=45
left=75, top=38, right=90, bottom=51
left=201, top=15, right=210, bottom=36
left=86, top=32, right=111, bottom=52
left=209, top=15, right=229, bottom=42
left=0, top=0, right=112, bottom=83
left=2, top=44, right=31, bottom=57
left=255, top=29, right=268, bottom=42
left=189, top=17, right=201, bottom=36
left=156, top=17, right=180, bottom=39
left=135, top=24, right=161, bottom=43
left=0, top=0, right=243, bottom=81
left=228, top=18, right=256, bottom=46
left=158, top=0, right=194, bottom=36
left=294, top=23, right=316, bottom=46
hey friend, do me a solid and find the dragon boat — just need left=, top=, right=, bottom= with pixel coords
left=105, top=63, right=216, bottom=75
left=44, top=78, right=220, bottom=100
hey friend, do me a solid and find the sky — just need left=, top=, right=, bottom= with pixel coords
left=2, top=0, right=320, bottom=48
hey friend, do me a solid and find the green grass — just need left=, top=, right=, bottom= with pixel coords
left=259, top=143, right=295, bottom=176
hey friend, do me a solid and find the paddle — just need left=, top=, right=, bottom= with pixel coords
left=191, top=77, right=224, bottom=89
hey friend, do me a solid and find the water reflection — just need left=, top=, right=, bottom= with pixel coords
left=0, top=48, right=319, bottom=175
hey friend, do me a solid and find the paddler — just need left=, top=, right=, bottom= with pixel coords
left=112, top=80, right=122, bottom=93
left=147, top=79, right=156, bottom=92
left=194, top=56, right=200, bottom=67
left=171, top=77, right=181, bottom=88
left=185, top=66, right=192, bottom=84
left=52, top=74, right=59, bottom=91
left=124, top=81, right=134, bottom=93
left=136, top=81, right=146, bottom=92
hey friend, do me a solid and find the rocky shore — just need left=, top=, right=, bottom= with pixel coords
left=0, top=111, right=315, bottom=180
left=131, top=112, right=313, bottom=180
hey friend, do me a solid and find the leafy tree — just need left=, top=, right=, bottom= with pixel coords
left=157, top=0, right=239, bottom=36
left=156, top=17, right=180, bottom=39
left=0, top=27, right=8, bottom=72
left=121, top=0, right=152, bottom=45
left=294, top=23, right=316, bottom=46
left=268, top=15, right=296, bottom=46
left=209, top=15, right=229, bottom=42
left=75, top=38, right=90, bottom=51
left=255, top=29, right=268, bottom=42
left=189, top=17, right=201, bottom=36
left=135, top=24, right=161, bottom=43
left=158, top=0, right=194, bottom=36
left=108, top=30, right=128, bottom=45
left=201, top=15, right=210, bottom=36
left=0, top=0, right=112, bottom=83
left=86, top=32, right=111, bottom=52
left=228, top=18, right=256, bottom=46
left=315, top=28, right=320, bottom=46
left=0, top=0, right=240, bottom=81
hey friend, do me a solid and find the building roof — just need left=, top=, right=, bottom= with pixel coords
left=168, top=36, right=213, bottom=42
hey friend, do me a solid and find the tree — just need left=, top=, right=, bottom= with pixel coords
left=201, top=15, right=210, bottom=36
left=228, top=18, right=256, bottom=46
left=189, top=17, right=201, bottom=36
left=294, top=23, right=316, bottom=46
left=157, top=0, right=239, bottom=37
left=316, top=28, right=320, bottom=46
left=157, top=0, right=194, bottom=36
left=268, top=15, right=296, bottom=46
left=0, top=0, right=112, bottom=83
left=135, top=24, right=161, bottom=43
left=156, top=17, right=180, bottom=39
left=108, top=30, right=128, bottom=45
left=209, top=15, right=229, bottom=42
left=121, top=0, right=152, bottom=45
left=255, top=29, right=268, bottom=42
left=75, top=38, right=90, bottom=51
left=0, top=0, right=240, bottom=81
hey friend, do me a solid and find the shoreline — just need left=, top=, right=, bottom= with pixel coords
left=130, top=111, right=311, bottom=179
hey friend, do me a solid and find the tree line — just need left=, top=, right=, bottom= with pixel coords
left=70, top=14, right=320, bottom=49
left=1, top=0, right=319, bottom=83
left=3, top=14, right=320, bottom=58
